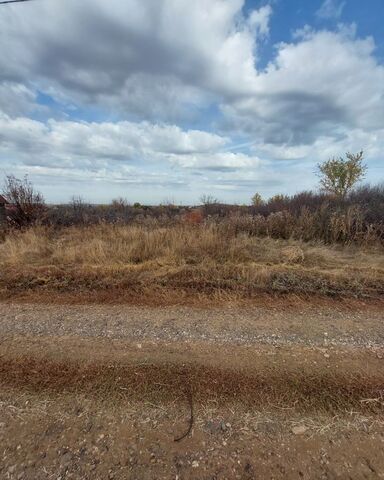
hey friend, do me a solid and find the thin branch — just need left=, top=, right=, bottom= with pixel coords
left=174, top=388, right=194, bottom=442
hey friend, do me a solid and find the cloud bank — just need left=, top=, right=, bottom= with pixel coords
left=0, top=0, right=383, bottom=202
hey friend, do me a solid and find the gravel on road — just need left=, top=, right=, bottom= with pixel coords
left=0, top=302, right=383, bottom=348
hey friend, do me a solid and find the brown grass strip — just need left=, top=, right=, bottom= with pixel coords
left=1, top=355, right=383, bottom=414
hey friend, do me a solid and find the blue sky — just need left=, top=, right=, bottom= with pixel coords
left=0, top=0, right=383, bottom=204
left=255, top=0, right=384, bottom=64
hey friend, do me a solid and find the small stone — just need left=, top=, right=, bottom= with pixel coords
left=292, top=425, right=308, bottom=435
left=60, top=452, right=73, bottom=468
left=192, top=460, right=199, bottom=468
left=324, top=353, right=330, bottom=358
left=205, top=420, right=219, bottom=434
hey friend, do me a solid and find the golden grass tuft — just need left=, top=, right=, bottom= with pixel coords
left=0, top=224, right=383, bottom=302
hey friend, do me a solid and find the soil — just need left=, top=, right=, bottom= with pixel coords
left=1, top=302, right=384, bottom=347
left=1, top=302, right=383, bottom=479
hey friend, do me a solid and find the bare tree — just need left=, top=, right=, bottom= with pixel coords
left=317, top=151, right=367, bottom=198
left=111, top=197, right=129, bottom=210
left=2, top=175, right=46, bottom=227
left=200, top=194, right=218, bottom=206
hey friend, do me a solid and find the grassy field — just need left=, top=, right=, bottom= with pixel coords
left=1, top=223, right=383, bottom=303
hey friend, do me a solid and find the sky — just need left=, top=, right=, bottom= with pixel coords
left=0, top=0, right=383, bottom=204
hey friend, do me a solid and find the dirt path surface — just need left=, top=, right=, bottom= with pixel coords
left=1, top=302, right=384, bottom=347
left=1, top=302, right=384, bottom=479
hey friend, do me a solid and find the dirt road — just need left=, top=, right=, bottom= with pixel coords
left=1, top=302, right=384, bottom=479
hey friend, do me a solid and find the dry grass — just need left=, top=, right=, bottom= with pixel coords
left=1, top=339, right=384, bottom=413
left=0, top=224, right=383, bottom=302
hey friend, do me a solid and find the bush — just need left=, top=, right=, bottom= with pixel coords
left=183, top=209, right=204, bottom=225
left=317, top=151, right=367, bottom=197
left=251, top=193, right=264, bottom=207
left=2, top=175, right=46, bottom=228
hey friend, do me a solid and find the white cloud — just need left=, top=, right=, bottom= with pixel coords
left=0, top=1, right=383, bottom=203
left=0, top=114, right=231, bottom=168
left=0, top=0, right=271, bottom=119
left=0, top=82, right=37, bottom=117
left=169, top=151, right=261, bottom=170
left=248, top=5, right=272, bottom=37
left=0, top=113, right=265, bottom=201
left=316, top=0, right=346, bottom=20
left=3, top=0, right=382, bottom=149
left=223, top=27, right=384, bottom=145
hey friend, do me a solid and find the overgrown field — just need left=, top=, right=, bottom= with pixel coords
left=41, top=184, right=384, bottom=245
left=1, top=223, right=383, bottom=303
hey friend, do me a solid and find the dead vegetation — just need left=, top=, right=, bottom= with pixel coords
left=1, top=336, right=384, bottom=414
left=0, top=223, right=383, bottom=303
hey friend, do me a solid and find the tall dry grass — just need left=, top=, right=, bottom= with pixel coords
left=1, top=224, right=383, bottom=302
left=216, top=206, right=383, bottom=245
left=37, top=184, right=384, bottom=246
